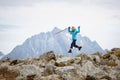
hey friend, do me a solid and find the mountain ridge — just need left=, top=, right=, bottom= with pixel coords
left=0, top=51, right=4, bottom=59
left=0, top=51, right=3, bottom=56
left=2, top=27, right=104, bottom=60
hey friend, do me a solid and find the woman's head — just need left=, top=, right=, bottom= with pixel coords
left=72, top=26, right=75, bottom=31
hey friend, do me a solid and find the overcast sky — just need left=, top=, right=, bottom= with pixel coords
left=0, top=0, right=120, bottom=54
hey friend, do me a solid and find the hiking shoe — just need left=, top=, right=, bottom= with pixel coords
left=78, top=46, right=82, bottom=51
left=68, top=49, right=72, bottom=53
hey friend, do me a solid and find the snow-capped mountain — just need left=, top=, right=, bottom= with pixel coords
left=2, top=27, right=104, bottom=60
left=0, top=51, right=4, bottom=59
left=0, top=51, right=3, bottom=56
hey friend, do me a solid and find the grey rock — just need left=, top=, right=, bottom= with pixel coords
left=0, top=50, right=120, bottom=80
left=111, top=48, right=120, bottom=51
left=55, top=56, right=74, bottom=67
left=39, top=51, right=56, bottom=61
left=43, top=61, right=56, bottom=76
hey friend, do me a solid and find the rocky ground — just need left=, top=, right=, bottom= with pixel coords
left=0, top=48, right=120, bottom=80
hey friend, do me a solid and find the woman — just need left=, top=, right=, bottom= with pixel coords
left=68, top=26, right=82, bottom=53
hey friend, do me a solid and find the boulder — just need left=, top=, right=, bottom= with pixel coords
left=111, top=48, right=120, bottom=51
left=107, top=60, right=118, bottom=67
left=10, top=60, right=19, bottom=65
left=43, top=60, right=56, bottom=76
left=100, top=75, right=112, bottom=80
left=0, top=60, right=3, bottom=66
left=76, top=54, right=91, bottom=60
left=39, top=51, right=56, bottom=61
left=103, top=48, right=120, bottom=59
left=92, top=52, right=103, bottom=58
left=0, top=66, right=8, bottom=74
left=27, top=74, right=36, bottom=80
left=79, top=61, right=108, bottom=79
left=85, top=75, right=97, bottom=80
left=55, top=66, right=84, bottom=80
left=55, top=66, right=75, bottom=75
left=40, top=74, right=61, bottom=80
left=5, top=67, right=20, bottom=78
left=55, top=56, right=74, bottom=67
left=109, top=54, right=118, bottom=61
left=0, top=66, right=20, bottom=79
left=73, top=57, right=81, bottom=64
left=18, top=65, right=43, bottom=77
left=91, top=55, right=101, bottom=63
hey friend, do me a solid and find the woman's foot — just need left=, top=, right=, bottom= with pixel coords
left=68, top=49, right=72, bottom=53
left=78, top=46, right=82, bottom=51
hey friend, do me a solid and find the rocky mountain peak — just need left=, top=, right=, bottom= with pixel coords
left=2, top=27, right=104, bottom=60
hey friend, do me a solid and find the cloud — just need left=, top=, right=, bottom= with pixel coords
left=0, top=24, right=18, bottom=31
left=96, top=0, right=120, bottom=9
left=0, top=0, right=36, bottom=7
left=0, top=0, right=120, bottom=9
left=113, top=15, right=120, bottom=20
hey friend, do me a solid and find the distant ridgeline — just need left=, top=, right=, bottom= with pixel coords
left=2, top=27, right=104, bottom=60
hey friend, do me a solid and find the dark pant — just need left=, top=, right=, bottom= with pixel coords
left=70, top=40, right=79, bottom=49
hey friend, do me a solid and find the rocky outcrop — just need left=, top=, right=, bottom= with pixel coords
left=0, top=65, right=20, bottom=79
left=39, top=51, right=56, bottom=61
left=0, top=48, right=120, bottom=80
left=103, top=48, right=120, bottom=59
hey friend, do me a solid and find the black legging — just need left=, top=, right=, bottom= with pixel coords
left=70, top=40, right=79, bottom=49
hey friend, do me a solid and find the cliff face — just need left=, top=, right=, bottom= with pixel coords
left=0, top=48, right=120, bottom=80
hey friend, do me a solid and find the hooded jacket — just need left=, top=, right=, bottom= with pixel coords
left=68, top=27, right=80, bottom=40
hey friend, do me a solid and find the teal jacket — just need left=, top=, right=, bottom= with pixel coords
left=68, top=27, right=80, bottom=40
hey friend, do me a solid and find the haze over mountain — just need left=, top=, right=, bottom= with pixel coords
left=2, top=27, right=104, bottom=60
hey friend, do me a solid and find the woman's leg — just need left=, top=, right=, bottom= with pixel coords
left=68, top=40, right=74, bottom=53
left=70, top=40, right=75, bottom=49
left=68, top=40, right=82, bottom=53
left=73, top=40, right=82, bottom=50
left=72, top=40, right=78, bottom=48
